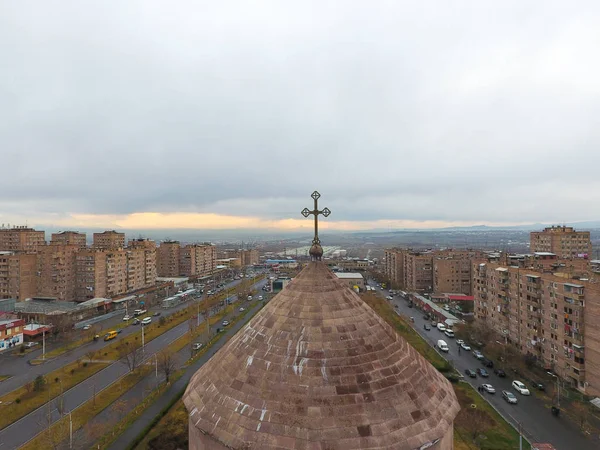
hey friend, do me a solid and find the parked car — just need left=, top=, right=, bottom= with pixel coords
left=386, top=296, right=393, bottom=300
left=24, top=342, right=39, bottom=348
left=152, top=311, right=161, bottom=317
left=477, top=368, right=489, bottom=377
left=512, top=380, right=530, bottom=395
left=456, top=339, right=464, bottom=345
left=460, top=343, right=471, bottom=351
left=481, top=358, right=494, bottom=368
left=444, top=329, right=455, bottom=338
left=239, top=307, right=245, bottom=312
left=123, top=315, right=131, bottom=321
left=473, top=350, right=484, bottom=360
left=222, top=320, right=230, bottom=326
left=502, top=390, right=518, bottom=404
left=258, top=295, right=264, bottom=300
left=494, top=368, right=506, bottom=377
left=481, top=384, right=496, bottom=394
left=132, top=318, right=140, bottom=325
left=431, top=321, right=438, bottom=327
left=192, top=343, right=203, bottom=351
left=423, top=324, right=431, bottom=331
left=436, top=323, right=446, bottom=332
left=465, top=369, right=477, bottom=378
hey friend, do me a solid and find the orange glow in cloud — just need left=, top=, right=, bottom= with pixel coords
left=41, top=212, right=530, bottom=231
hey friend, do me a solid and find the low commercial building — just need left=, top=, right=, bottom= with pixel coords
left=0, top=318, right=25, bottom=352
left=334, top=272, right=365, bottom=290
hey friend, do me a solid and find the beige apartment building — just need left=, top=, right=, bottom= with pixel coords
left=385, top=249, right=481, bottom=294
left=76, top=249, right=108, bottom=300
left=51, top=231, right=87, bottom=248
left=530, top=226, right=592, bottom=258
left=219, top=248, right=259, bottom=266
left=473, top=253, right=600, bottom=396
left=128, top=239, right=157, bottom=287
left=0, top=226, right=45, bottom=253
left=0, top=252, right=37, bottom=300
left=36, top=243, right=79, bottom=301
left=157, top=241, right=181, bottom=277
left=180, top=244, right=216, bottom=277
left=92, top=230, right=125, bottom=250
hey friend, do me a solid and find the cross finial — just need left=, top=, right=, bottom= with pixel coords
left=301, top=190, right=331, bottom=260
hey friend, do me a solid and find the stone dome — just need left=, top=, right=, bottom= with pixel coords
left=184, top=262, right=459, bottom=450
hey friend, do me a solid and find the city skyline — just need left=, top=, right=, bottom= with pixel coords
left=3, top=2, right=600, bottom=230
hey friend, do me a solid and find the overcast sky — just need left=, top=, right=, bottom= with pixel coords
left=2, top=1, right=600, bottom=231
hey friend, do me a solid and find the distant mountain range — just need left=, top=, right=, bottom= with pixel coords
left=34, top=221, right=600, bottom=245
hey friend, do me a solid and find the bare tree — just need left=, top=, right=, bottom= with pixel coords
left=117, top=340, right=143, bottom=373
left=157, top=349, right=178, bottom=384
left=84, top=350, right=97, bottom=362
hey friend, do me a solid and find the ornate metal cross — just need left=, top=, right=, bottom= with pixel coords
left=301, top=191, right=331, bottom=246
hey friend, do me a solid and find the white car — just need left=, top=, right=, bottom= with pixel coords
left=437, top=323, right=446, bottom=332
left=222, top=320, right=230, bottom=326
left=456, top=339, right=464, bottom=345
left=82, top=325, right=91, bottom=330
left=192, top=343, right=203, bottom=351
left=239, top=307, right=245, bottom=312
left=512, top=381, right=530, bottom=395
left=123, top=315, right=131, bottom=321
left=386, top=296, right=393, bottom=300
left=481, top=384, right=496, bottom=394
left=460, top=343, right=472, bottom=351
left=258, top=295, right=263, bottom=300
left=141, top=317, right=152, bottom=326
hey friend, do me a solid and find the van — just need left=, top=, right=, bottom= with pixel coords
left=444, top=329, right=455, bottom=338
left=141, top=317, right=152, bottom=326
left=104, top=330, right=118, bottom=341
left=437, top=323, right=446, bottom=332
left=437, top=340, right=449, bottom=352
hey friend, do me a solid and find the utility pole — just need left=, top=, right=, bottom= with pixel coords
left=518, top=422, right=523, bottom=450
left=69, top=411, right=73, bottom=449
left=42, top=329, right=46, bottom=360
left=141, top=324, right=145, bottom=355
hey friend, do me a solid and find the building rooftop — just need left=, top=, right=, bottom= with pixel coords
left=184, top=262, right=459, bottom=449
left=334, top=272, right=364, bottom=279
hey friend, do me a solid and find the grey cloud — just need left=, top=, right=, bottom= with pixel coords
left=1, top=1, right=600, bottom=226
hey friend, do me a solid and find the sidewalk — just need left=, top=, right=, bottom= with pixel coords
left=107, top=300, right=264, bottom=450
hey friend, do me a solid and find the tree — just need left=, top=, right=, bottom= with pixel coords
left=117, top=340, right=143, bottom=372
left=34, top=374, right=46, bottom=392
left=157, top=349, right=178, bottom=384
left=85, top=350, right=97, bottom=362
left=112, top=399, right=130, bottom=421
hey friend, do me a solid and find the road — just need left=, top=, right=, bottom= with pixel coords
left=0, top=278, right=267, bottom=450
left=0, top=278, right=247, bottom=396
left=370, top=283, right=597, bottom=450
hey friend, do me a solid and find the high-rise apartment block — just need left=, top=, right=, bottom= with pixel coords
left=473, top=253, right=600, bottom=396
left=385, top=249, right=481, bottom=294
left=0, top=252, right=37, bottom=300
left=128, top=239, right=158, bottom=287
left=157, top=241, right=216, bottom=278
left=92, top=230, right=125, bottom=250
left=530, top=226, right=592, bottom=258
left=36, top=244, right=79, bottom=301
left=0, top=226, right=45, bottom=253
left=51, top=231, right=87, bottom=247
left=76, top=249, right=108, bottom=299
left=157, top=241, right=181, bottom=277
left=180, top=244, right=217, bottom=277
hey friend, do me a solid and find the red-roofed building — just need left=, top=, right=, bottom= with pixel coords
left=448, top=295, right=474, bottom=302
left=0, top=318, right=25, bottom=352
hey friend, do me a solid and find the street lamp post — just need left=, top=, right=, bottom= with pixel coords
left=69, top=411, right=73, bottom=450
left=141, top=324, right=145, bottom=355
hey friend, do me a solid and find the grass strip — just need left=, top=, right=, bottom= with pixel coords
left=0, top=361, right=108, bottom=431
left=19, top=366, right=151, bottom=450
left=0, top=375, right=11, bottom=382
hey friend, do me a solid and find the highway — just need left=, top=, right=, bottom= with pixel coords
left=0, top=277, right=267, bottom=450
left=0, top=278, right=245, bottom=396
left=371, top=283, right=598, bottom=450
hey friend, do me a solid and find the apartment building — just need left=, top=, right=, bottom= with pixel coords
left=0, top=226, right=45, bottom=252
left=473, top=254, right=600, bottom=396
left=92, top=230, right=125, bottom=250
left=76, top=249, right=108, bottom=300
left=157, top=241, right=181, bottom=277
left=385, top=249, right=481, bottom=294
left=36, top=244, right=79, bottom=301
left=180, top=243, right=216, bottom=277
left=219, top=249, right=259, bottom=266
left=128, top=239, right=157, bottom=287
left=51, top=231, right=87, bottom=248
left=0, top=252, right=37, bottom=301
left=530, top=226, right=592, bottom=259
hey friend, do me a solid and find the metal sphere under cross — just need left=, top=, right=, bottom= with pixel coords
left=301, top=191, right=331, bottom=247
